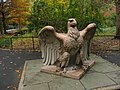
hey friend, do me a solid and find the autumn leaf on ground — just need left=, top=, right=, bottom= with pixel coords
left=14, top=63, right=17, bottom=65
left=3, top=73, right=6, bottom=76
left=17, top=74, right=21, bottom=79
left=6, top=56, right=10, bottom=58
left=17, top=57, right=21, bottom=59
left=7, top=85, right=11, bottom=89
left=2, top=57, right=6, bottom=59
left=15, top=70, right=20, bottom=73
left=0, top=61, right=2, bottom=64
left=13, top=86, right=17, bottom=90
left=10, top=62, right=13, bottom=64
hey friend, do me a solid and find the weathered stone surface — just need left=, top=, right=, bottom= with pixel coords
left=92, top=61, right=120, bottom=73
left=86, top=68, right=95, bottom=74
left=23, top=83, right=49, bottom=90
left=24, top=60, right=43, bottom=85
left=39, top=18, right=96, bottom=68
left=49, top=77, right=85, bottom=90
left=94, top=84, right=120, bottom=90
left=24, top=72, right=60, bottom=85
left=90, top=54, right=107, bottom=63
left=80, top=72, right=116, bottom=90
left=41, top=60, right=95, bottom=79
left=106, top=70, right=120, bottom=84
left=24, top=60, right=60, bottom=85
left=19, top=55, right=120, bottom=90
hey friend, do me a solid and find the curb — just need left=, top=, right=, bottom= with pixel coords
left=18, top=61, right=28, bottom=90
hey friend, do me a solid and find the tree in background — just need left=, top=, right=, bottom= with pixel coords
left=115, top=0, right=120, bottom=38
left=0, top=0, right=11, bottom=34
left=103, top=0, right=116, bottom=27
left=28, top=0, right=115, bottom=33
left=8, top=0, right=30, bottom=30
left=0, top=0, right=30, bottom=34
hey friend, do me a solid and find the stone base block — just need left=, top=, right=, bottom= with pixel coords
left=41, top=60, right=95, bottom=80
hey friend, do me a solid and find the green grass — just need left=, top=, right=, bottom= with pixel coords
left=21, top=33, right=33, bottom=37
left=96, top=26, right=116, bottom=35
left=0, top=38, right=11, bottom=48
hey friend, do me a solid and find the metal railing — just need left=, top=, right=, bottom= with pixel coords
left=0, top=35, right=120, bottom=52
left=0, top=36, right=40, bottom=50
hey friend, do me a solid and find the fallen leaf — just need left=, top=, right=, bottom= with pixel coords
left=9, top=68, right=12, bottom=70
left=10, top=62, right=13, bottom=64
left=6, top=56, right=9, bottom=58
left=17, top=74, right=21, bottom=79
left=7, top=86, right=11, bottom=89
left=17, top=57, right=21, bottom=59
left=0, top=61, right=2, bottom=64
left=3, top=73, right=6, bottom=76
left=15, top=70, right=20, bottom=73
left=2, top=57, right=6, bottom=59
left=14, top=63, right=17, bottom=65
left=13, top=86, right=17, bottom=90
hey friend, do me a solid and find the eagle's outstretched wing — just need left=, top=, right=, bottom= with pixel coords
left=79, top=23, right=96, bottom=60
left=38, top=26, right=63, bottom=65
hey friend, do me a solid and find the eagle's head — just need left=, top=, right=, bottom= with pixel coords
left=68, top=18, right=77, bottom=28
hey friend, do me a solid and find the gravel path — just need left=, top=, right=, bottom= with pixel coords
left=0, top=49, right=42, bottom=90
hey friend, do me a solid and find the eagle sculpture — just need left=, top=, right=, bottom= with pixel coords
left=38, top=18, right=96, bottom=71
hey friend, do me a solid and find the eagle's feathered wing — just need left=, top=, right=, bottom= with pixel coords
left=79, top=23, right=96, bottom=60
left=38, top=26, right=63, bottom=65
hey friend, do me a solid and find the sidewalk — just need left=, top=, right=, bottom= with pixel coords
left=19, top=54, right=120, bottom=90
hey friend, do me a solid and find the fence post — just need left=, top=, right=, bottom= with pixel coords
left=32, top=36, right=35, bottom=50
left=119, top=39, right=120, bottom=51
left=10, top=37, right=13, bottom=50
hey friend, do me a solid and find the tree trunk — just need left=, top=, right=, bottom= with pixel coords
left=115, top=0, right=120, bottom=38
left=1, top=12, right=7, bottom=34
left=0, top=21, right=3, bottom=34
left=0, top=0, right=7, bottom=34
left=18, top=17, right=21, bottom=30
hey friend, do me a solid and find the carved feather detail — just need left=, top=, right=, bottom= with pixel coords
left=38, top=26, right=62, bottom=65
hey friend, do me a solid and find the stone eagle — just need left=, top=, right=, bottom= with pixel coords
left=38, top=18, right=96, bottom=68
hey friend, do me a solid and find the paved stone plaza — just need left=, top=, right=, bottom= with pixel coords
left=19, top=54, right=120, bottom=90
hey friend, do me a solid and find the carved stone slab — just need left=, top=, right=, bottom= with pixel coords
left=41, top=60, right=95, bottom=79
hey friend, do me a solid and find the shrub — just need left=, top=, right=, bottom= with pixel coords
left=28, top=0, right=107, bottom=33
left=0, top=38, right=11, bottom=48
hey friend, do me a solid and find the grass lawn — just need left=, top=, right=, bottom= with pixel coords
left=96, top=26, right=116, bottom=35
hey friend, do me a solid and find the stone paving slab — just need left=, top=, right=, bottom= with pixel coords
left=80, top=72, right=116, bottom=90
left=92, top=62, right=120, bottom=73
left=23, top=83, right=49, bottom=90
left=106, top=70, right=120, bottom=84
left=49, top=77, right=85, bottom=90
left=19, top=54, right=120, bottom=90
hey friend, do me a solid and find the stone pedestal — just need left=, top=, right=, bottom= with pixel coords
left=41, top=60, right=95, bottom=79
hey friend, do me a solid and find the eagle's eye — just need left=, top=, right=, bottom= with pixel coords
left=69, top=20, right=73, bottom=22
